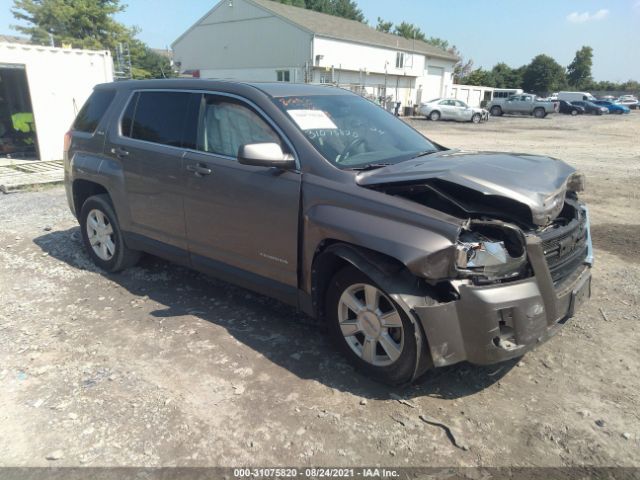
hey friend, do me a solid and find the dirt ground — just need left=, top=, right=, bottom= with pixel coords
left=0, top=112, right=639, bottom=468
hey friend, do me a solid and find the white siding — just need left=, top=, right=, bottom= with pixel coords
left=199, top=66, right=306, bottom=83
left=172, top=0, right=311, bottom=74
left=313, top=36, right=424, bottom=77
left=0, top=42, right=113, bottom=161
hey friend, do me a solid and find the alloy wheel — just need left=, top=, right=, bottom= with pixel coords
left=86, top=209, right=116, bottom=261
left=337, top=283, right=404, bottom=367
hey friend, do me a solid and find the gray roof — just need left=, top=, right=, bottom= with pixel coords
left=248, top=0, right=458, bottom=62
left=0, top=35, right=32, bottom=45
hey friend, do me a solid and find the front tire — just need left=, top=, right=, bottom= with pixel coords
left=571, top=109, right=578, bottom=116
left=471, top=113, right=482, bottom=124
left=79, top=194, right=140, bottom=273
left=429, top=111, right=441, bottom=121
left=490, top=106, right=502, bottom=117
left=325, top=266, right=419, bottom=385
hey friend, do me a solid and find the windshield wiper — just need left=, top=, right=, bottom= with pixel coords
left=350, top=163, right=392, bottom=171
left=411, top=150, right=439, bottom=159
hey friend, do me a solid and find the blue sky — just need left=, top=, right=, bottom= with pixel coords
left=2, top=0, right=639, bottom=81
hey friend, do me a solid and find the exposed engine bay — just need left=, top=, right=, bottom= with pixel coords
left=366, top=172, right=589, bottom=286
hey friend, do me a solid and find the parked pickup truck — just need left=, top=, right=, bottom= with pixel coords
left=489, top=94, right=556, bottom=118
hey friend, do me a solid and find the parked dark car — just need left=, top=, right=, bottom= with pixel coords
left=571, top=101, right=609, bottom=115
left=558, top=100, right=585, bottom=116
left=64, top=80, right=593, bottom=385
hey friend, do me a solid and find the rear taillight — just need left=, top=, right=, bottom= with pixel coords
left=63, top=130, right=72, bottom=155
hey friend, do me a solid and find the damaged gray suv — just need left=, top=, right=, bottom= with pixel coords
left=64, top=80, right=593, bottom=385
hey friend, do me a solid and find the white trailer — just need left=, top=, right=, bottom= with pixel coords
left=557, top=91, right=597, bottom=103
left=0, top=42, right=114, bottom=161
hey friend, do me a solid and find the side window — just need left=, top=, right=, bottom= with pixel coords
left=126, top=91, right=197, bottom=147
left=73, top=89, right=116, bottom=133
left=197, top=95, right=283, bottom=158
left=121, top=92, right=139, bottom=137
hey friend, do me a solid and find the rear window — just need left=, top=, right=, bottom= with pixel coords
left=122, top=91, right=197, bottom=148
left=73, top=89, right=116, bottom=133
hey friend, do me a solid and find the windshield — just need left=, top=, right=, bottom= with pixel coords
left=274, top=94, right=438, bottom=169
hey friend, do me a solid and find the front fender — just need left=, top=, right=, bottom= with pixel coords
left=303, top=203, right=460, bottom=292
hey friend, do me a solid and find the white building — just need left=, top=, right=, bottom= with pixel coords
left=0, top=40, right=113, bottom=161
left=172, top=0, right=458, bottom=109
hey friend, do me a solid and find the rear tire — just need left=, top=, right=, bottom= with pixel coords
left=79, top=194, right=140, bottom=273
left=429, top=111, right=441, bottom=121
left=533, top=108, right=546, bottom=119
left=490, top=106, right=502, bottom=116
left=325, top=266, right=419, bottom=385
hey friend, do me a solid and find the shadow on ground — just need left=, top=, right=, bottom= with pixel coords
left=33, top=227, right=516, bottom=401
left=590, top=223, right=640, bottom=265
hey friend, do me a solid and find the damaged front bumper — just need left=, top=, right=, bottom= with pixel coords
left=414, top=230, right=593, bottom=367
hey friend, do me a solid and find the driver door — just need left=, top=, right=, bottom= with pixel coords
left=182, top=93, right=302, bottom=303
left=439, top=100, right=454, bottom=120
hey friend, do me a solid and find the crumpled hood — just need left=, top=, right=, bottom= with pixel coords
left=357, top=150, right=577, bottom=226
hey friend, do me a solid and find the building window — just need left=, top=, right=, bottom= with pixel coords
left=276, top=70, right=290, bottom=82
left=319, top=73, right=332, bottom=84
left=395, top=52, right=404, bottom=69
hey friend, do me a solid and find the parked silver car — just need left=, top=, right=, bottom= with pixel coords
left=418, top=98, right=488, bottom=123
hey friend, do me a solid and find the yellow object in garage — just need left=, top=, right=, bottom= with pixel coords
left=11, top=112, right=35, bottom=133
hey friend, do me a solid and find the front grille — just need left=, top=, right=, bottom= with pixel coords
left=538, top=203, right=589, bottom=285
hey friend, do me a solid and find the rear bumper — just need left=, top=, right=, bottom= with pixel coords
left=415, top=230, right=593, bottom=367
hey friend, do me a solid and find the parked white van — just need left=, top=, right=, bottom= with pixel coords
left=558, top=92, right=597, bottom=102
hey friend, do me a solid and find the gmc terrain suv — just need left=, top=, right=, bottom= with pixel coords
left=64, top=80, right=593, bottom=385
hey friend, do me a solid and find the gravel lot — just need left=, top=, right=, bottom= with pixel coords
left=1, top=113, right=639, bottom=468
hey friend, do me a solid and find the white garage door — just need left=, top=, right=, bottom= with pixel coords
left=425, top=66, right=444, bottom=99
left=469, top=89, right=482, bottom=107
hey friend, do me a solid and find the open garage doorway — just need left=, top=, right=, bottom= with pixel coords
left=0, top=64, right=39, bottom=160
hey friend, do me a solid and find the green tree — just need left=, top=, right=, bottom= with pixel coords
left=522, top=54, right=566, bottom=95
left=393, top=21, right=426, bottom=41
left=375, top=17, right=393, bottom=33
left=567, top=46, right=593, bottom=89
left=460, top=68, right=494, bottom=86
left=490, top=62, right=524, bottom=88
left=11, top=0, right=173, bottom=78
left=12, top=0, right=129, bottom=51
left=424, top=37, right=450, bottom=50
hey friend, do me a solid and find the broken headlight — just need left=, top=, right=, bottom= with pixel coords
left=455, top=226, right=527, bottom=281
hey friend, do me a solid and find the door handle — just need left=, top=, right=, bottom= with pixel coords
left=110, top=147, right=129, bottom=158
left=186, top=163, right=212, bottom=177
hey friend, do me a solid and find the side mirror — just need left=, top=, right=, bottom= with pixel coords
left=238, top=143, right=295, bottom=169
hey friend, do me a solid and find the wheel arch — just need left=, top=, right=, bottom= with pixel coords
left=72, top=179, right=111, bottom=219
left=310, top=241, right=437, bottom=382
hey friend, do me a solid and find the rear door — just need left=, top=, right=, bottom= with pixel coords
left=182, top=93, right=301, bottom=302
left=105, top=90, right=199, bottom=255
